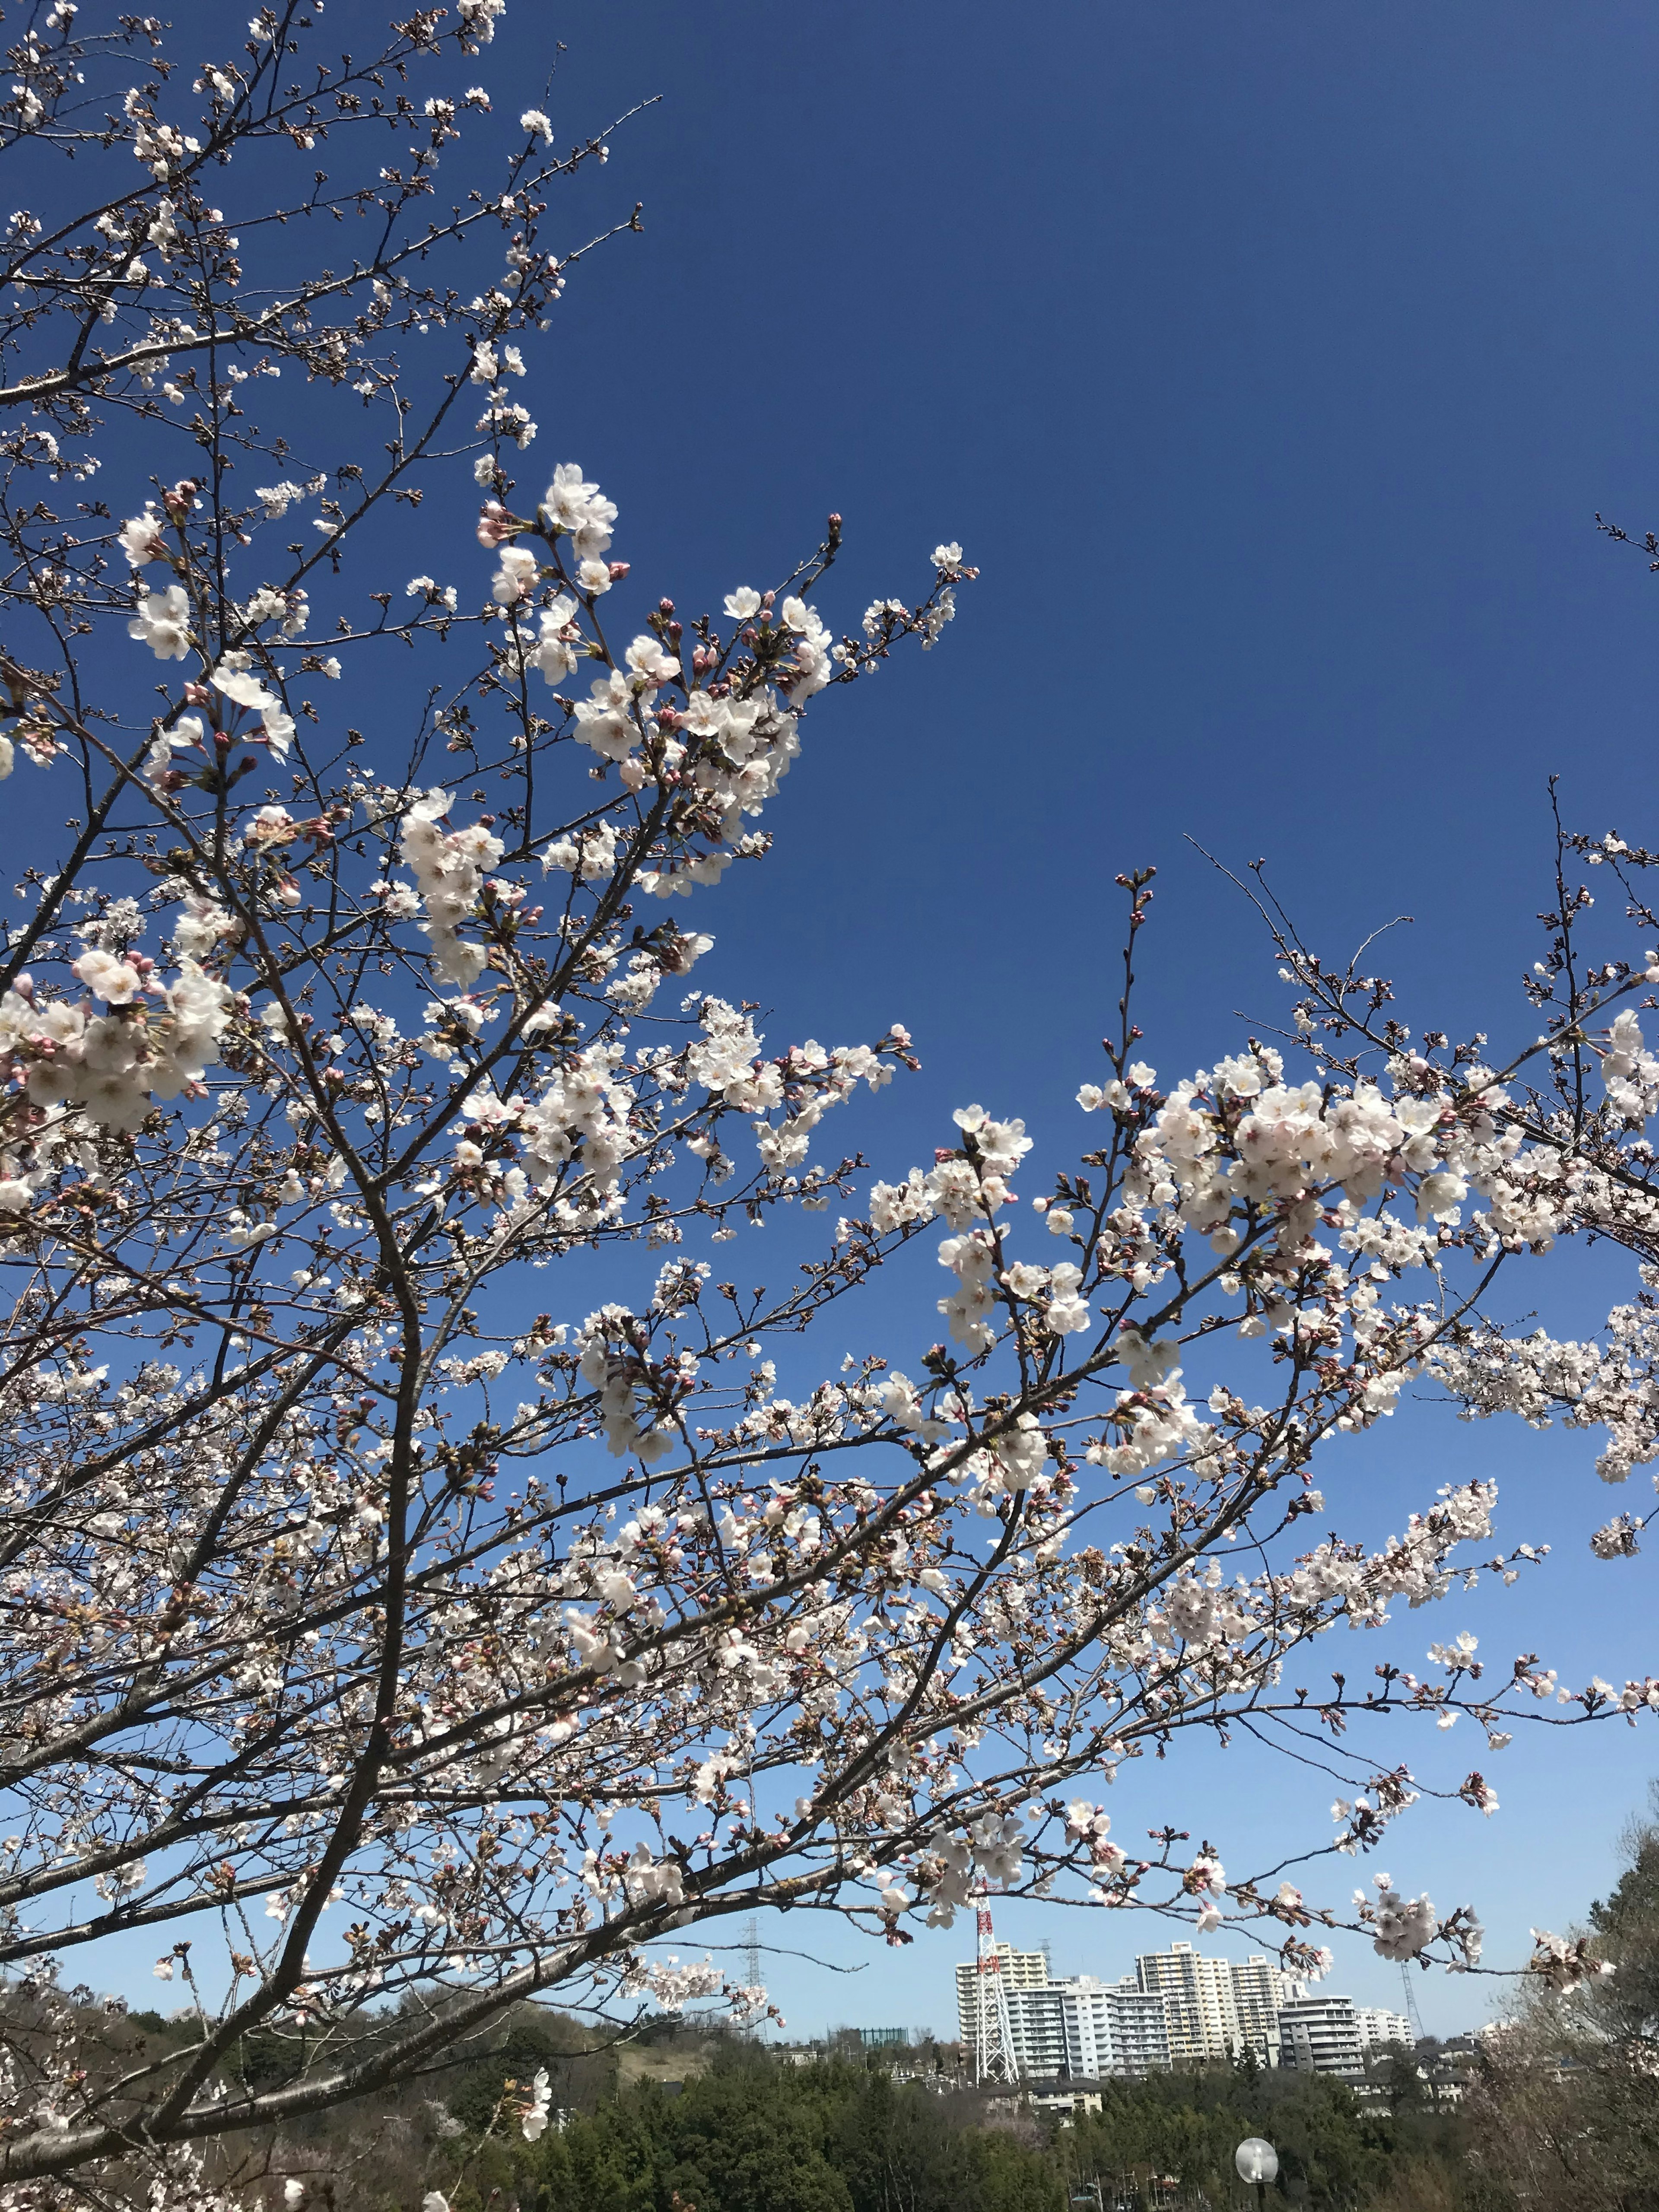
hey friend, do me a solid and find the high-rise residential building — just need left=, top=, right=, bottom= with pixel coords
left=960, top=1940, right=1307, bottom=2075
left=1133, top=1942, right=1241, bottom=2063
left=1278, top=1996, right=1366, bottom=2080
left=1002, top=1976, right=1172, bottom=2079
left=955, top=1940, right=1049, bottom=2049
left=1230, top=1955, right=1307, bottom=2066
left=1102, top=1980, right=1176, bottom=2076
left=1000, top=1984, right=1066, bottom=2076
left=1355, top=2006, right=1414, bottom=2054
left=1132, top=1942, right=1307, bottom=2066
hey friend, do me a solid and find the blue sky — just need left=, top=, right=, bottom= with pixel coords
left=23, top=0, right=1659, bottom=2041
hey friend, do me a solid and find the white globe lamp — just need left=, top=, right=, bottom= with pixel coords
left=1236, top=2138, right=1279, bottom=2199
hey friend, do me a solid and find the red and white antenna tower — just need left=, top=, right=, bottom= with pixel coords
left=973, top=1882, right=1020, bottom=2086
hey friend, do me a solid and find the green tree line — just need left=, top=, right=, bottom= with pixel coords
left=416, top=2041, right=1467, bottom=2212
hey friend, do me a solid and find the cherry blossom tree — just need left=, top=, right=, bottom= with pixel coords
left=0, top=3, right=1649, bottom=2199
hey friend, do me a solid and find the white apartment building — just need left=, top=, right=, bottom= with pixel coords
left=1004, top=1976, right=1173, bottom=2080
left=1133, top=1942, right=1240, bottom=2064
left=1231, top=1955, right=1306, bottom=2065
left=959, top=1941, right=1304, bottom=2075
left=1278, top=1996, right=1366, bottom=2081
left=955, top=1941, right=1049, bottom=2049
left=1101, top=1979, right=1174, bottom=2076
left=1355, top=2006, right=1414, bottom=2054
left=1131, top=1943, right=1306, bottom=2066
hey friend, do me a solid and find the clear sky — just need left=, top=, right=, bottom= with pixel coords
left=27, top=0, right=1659, bottom=2042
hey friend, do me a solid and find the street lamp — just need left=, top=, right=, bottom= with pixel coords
left=1235, top=2138, right=1278, bottom=2209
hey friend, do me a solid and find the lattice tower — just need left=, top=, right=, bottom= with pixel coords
left=1399, top=1960, right=1427, bottom=2044
left=973, top=1886, right=1020, bottom=2086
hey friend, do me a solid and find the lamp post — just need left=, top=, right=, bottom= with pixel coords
left=1235, top=2138, right=1278, bottom=2210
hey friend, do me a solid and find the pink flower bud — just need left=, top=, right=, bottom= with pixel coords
left=476, top=500, right=517, bottom=548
